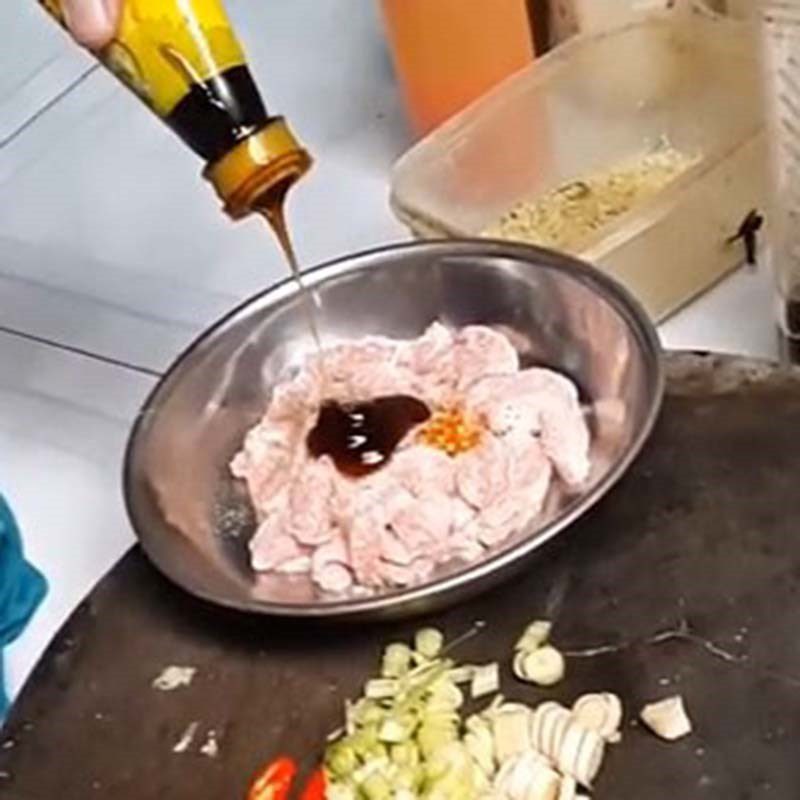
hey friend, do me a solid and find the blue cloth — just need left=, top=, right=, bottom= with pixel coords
left=0, top=495, right=47, bottom=716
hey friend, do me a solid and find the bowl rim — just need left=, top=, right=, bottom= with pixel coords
left=123, top=239, right=664, bottom=617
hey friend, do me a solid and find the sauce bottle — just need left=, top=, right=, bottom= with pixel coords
left=379, top=0, right=536, bottom=135
left=37, top=0, right=311, bottom=219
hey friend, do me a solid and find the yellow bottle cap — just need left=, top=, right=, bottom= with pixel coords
left=204, top=117, right=312, bottom=219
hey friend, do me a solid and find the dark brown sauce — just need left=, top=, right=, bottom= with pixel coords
left=163, top=63, right=270, bottom=163
left=307, top=396, right=431, bottom=477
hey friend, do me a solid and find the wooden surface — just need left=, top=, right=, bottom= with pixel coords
left=3, top=352, right=800, bottom=799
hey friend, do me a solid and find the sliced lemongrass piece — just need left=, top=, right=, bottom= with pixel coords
left=572, top=693, right=623, bottom=742
left=517, top=646, right=566, bottom=687
left=557, top=722, right=606, bottom=789
left=515, top=620, right=553, bottom=653
left=640, top=696, right=693, bottom=741
left=512, top=650, right=530, bottom=681
left=530, top=702, right=571, bottom=761
left=558, top=776, right=578, bottom=800
left=492, top=706, right=532, bottom=763
left=544, top=706, right=571, bottom=761
left=471, top=663, right=500, bottom=699
left=495, top=751, right=559, bottom=800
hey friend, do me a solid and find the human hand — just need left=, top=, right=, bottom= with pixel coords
left=62, top=0, right=122, bottom=49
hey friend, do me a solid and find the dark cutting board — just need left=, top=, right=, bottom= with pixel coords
left=3, top=352, right=800, bottom=800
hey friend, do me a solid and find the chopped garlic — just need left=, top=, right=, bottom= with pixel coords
left=200, top=728, right=219, bottom=759
left=152, top=665, right=196, bottom=692
left=172, top=721, right=199, bottom=754
left=640, top=695, right=693, bottom=741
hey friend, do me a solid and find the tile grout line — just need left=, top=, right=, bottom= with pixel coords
left=0, top=64, right=99, bottom=150
left=0, top=324, right=163, bottom=379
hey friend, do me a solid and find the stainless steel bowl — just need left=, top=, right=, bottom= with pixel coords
left=124, top=241, right=663, bottom=619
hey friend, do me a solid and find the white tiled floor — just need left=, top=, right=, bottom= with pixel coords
left=0, top=0, right=779, bottom=706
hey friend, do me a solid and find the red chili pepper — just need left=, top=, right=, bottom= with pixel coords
left=298, top=767, right=326, bottom=800
left=247, top=755, right=298, bottom=800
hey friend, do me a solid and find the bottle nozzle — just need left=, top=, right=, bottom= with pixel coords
left=204, top=117, right=312, bottom=219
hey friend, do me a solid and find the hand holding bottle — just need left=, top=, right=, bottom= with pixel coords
left=62, top=0, right=121, bottom=48
left=39, top=0, right=310, bottom=220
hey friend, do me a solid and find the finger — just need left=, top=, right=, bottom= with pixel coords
left=61, top=0, right=121, bottom=50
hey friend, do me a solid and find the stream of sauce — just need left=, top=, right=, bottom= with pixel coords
left=258, top=188, right=433, bottom=478
left=257, top=184, right=323, bottom=353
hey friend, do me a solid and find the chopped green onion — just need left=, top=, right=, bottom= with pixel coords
left=365, top=678, right=398, bottom=700
left=470, top=664, right=500, bottom=699
left=415, top=627, right=445, bottom=660
left=382, top=643, right=413, bottom=678
left=379, top=717, right=412, bottom=744
left=390, top=742, right=420, bottom=768
left=360, top=770, right=393, bottom=800
left=447, top=665, right=475, bottom=685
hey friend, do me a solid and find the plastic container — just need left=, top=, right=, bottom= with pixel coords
left=390, top=7, right=767, bottom=321
left=572, top=0, right=665, bottom=33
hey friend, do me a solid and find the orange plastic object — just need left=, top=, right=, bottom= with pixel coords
left=380, top=0, right=536, bottom=135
